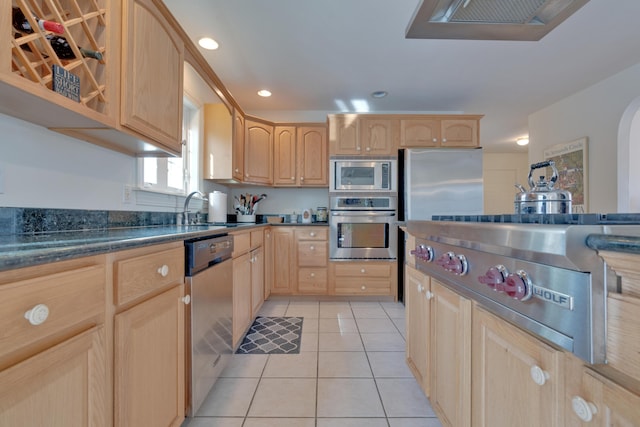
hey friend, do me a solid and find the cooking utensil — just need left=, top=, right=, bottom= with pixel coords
left=514, top=160, right=572, bottom=214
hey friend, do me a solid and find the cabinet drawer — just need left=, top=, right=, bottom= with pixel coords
left=298, top=241, right=327, bottom=267
left=114, top=247, right=184, bottom=306
left=334, top=278, right=391, bottom=295
left=296, top=228, right=328, bottom=241
left=333, top=262, right=392, bottom=278
left=0, top=264, right=105, bottom=365
left=298, top=268, right=327, bottom=293
left=232, top=231, right=251, bottom=257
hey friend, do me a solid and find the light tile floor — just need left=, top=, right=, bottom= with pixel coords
left=183, top=299, right=443, bottom=427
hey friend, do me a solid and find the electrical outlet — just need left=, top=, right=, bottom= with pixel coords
left=123, top=185, right=133, bottom=203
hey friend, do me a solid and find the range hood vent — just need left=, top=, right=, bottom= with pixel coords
left=406, top=0, right=590, bottom=41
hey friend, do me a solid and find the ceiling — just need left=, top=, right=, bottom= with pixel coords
left=163, top=0, right=640, bottom=153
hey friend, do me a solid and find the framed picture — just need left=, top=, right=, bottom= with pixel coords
left=543, top=137, right=588, bottom=213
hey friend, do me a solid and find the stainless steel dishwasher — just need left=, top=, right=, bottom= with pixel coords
left=184, top=233, right=233, bottom=417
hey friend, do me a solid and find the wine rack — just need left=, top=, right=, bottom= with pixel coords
left=10, top=0, right=108, bottom=113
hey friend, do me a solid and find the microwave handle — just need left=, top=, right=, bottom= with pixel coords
left=331, top=211, right=396, bottom=217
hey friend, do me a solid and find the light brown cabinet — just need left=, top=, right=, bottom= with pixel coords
left=331, top=261, right=397, bottom=296
left=405, top=264, right=430, bottom=396
left=111, top=242, right=186, bottom=427
left=264, top=227, right=273, bottom=300
left=244, top=118, right=274, bottom=184
left=203, top=103, right=233, bottom=180
left=121, top=0, right=184, bottom=153
left=296, top=227, right=328, bottom=294
left=114, top=285, right=185, bottom=427
left=329, top=114, right=397, bottom=155
left=233, top=110, right=245, bottom=181
left=400, top=116, right=481, bottom=148
left=472, top=305, right=563, bottom=427
left=270, top=227, right=296, bottom=295
left=430, top=279, right=471, bottom=427
left=231, top=228, right=265, bottom=346
left=0, top=257, right=107, bottom=427
left=273, top=125, right=328, bottom=187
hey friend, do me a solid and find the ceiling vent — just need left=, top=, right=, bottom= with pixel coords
left=406, top=0, right=590, bottom=41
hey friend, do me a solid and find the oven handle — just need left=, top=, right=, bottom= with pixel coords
left=331, top=211, right=396, bottom=217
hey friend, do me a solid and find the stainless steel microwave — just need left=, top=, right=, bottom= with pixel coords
left=330, top=158, right=397, bottom=192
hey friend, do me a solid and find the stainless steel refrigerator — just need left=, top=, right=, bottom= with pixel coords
left=397, top=148, right=483, bottom=302
left=399, top=148, right=483, bottom=221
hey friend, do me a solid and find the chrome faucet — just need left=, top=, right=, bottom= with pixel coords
left=182, top=190, right=206, bottom=225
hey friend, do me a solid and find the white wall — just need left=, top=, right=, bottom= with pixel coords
left=483, top=152, right=529, bottom=214
left=0, top=114, right=144, bottom=210
left=528, top=62, right=640, bottom=213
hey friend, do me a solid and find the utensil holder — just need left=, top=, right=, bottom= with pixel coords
left=237, top=214, right=256, bottom=223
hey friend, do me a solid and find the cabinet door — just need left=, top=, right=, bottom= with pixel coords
left=405, top=265, right=430, bottom=396
left=114, top=284, right=185, bottom=427
left=233, top=110, right=245, bottom=181
left=244, top=119, right=273, bottom=184
left=430, top=280, right=471, bottom=427
left=233, top=253, right=252, bottom=347
left=271, top=228, right=295, bottom=294
left=472, top=306, right=562, bottom=427
left=400, top=118, right=441, bottom=147
left=264, top=228, right=273, bottom=300
left=360, top=118, right=397, bottom=155
left=273, top=126, right=297, bottom=186
left=121, top=0, right=184, bottom=153
left=329, top=114, right=360, bottom=155
left=297, top=126, right=328, bottom=186
left=441, top=119, right=478, bottom=147
left=251, top=247, right=264, bottom=317
left=0, top=327, right=106, bottom=427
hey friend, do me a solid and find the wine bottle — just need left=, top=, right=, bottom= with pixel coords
left=47, top=35, right=103, bottom=61
left=12, top=7, right=64, bottom=35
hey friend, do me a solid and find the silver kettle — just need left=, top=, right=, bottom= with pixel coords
left=514, top=160, right=572, bottom=214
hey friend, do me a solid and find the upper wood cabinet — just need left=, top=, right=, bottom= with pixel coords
left=400, top=116, right=482, bottom=148
left=274, top=124, right=328, bottom=186
left=244, top=118, right=273, bottom=185
left=121, top=0, right=184, bottom=154
left=329, top=114, right=397, bottom=155
left=203, top=103, right=233, bottom=180
left=273, top=126, right=298, bottom=186
left=232, top=110, right=245, bottom=182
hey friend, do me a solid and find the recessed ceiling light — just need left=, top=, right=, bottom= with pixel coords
left=516, top=137, right=529, bottom=146
left=198, top=37, right=219, bottom=50
left=257, top=89, right=272, bottom=97
left=371, top=91, right=388, bottom=98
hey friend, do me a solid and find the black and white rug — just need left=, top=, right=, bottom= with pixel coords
left=236, top=317, right=303, bottom=354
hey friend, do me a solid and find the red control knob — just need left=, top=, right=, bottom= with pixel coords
left=504, top=270, right=533, bottom=301
left=411, top=244, right=434, bottom=262
left=436, top=252, right=468, bottom=275
left=478, top=265, right=508, bottom=290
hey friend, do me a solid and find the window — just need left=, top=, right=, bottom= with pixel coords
left=139, top=96, right=200, bottom=194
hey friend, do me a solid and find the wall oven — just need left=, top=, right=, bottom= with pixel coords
left=330, top=157, right=397, bottom=192
left=329, top=195, right=397, bottom=260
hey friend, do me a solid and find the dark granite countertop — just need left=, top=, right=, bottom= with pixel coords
left=586, top=234, right=640, bottom=255
left=0, top=223, right=263, bottom=272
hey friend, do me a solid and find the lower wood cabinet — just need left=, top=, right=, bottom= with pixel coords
left=296, top=227, right=328, bottom=294
left=233, top=252, right=252, bottom=348
left=270, top=227, right=295, bottom=295
left=114, top=284, right=185, bottom=427
left=111, top=242, right=186, bottom=427
left=405, top=265, right=430, bottom=396
left=472, top=305, right=563, bottom=427
left=331, top=261, right=397, bottom=296
left=0, top=326, right=106, bottom=427
left=430, top=279, right=471, bottom=427
left=0, top=256, right=108, bottom=427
